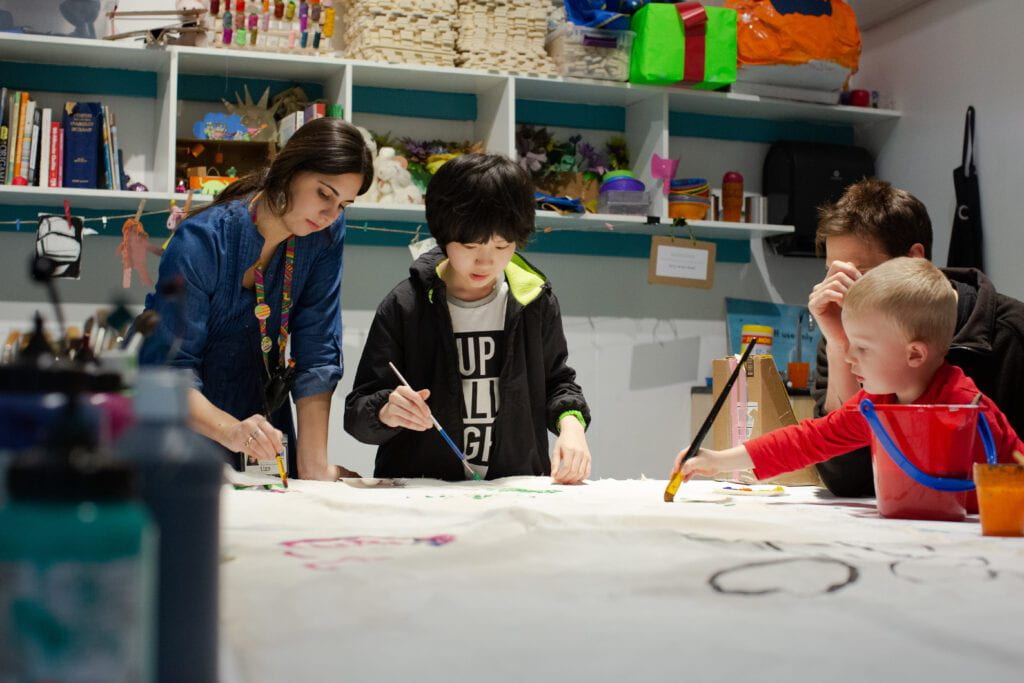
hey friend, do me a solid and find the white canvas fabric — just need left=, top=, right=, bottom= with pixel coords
left=219, top=477, right=1024, bottom=682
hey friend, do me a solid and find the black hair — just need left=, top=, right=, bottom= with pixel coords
left=425, top=153, right=535, bottom=249
left=190, top=117, right=373, bottom=218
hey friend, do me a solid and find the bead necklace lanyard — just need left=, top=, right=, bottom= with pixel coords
left=249, top=196, right=296, bottom=376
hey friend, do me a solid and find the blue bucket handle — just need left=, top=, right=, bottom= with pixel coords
left=858, top=398, right=997, bottom=492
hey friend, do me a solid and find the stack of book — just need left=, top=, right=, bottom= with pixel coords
left=0, top=88, right=128, bottom=190
left=277, top=101, right=329, bottom=148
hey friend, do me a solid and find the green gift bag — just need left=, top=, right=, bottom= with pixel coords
left=629, top=3, right=737, bottom=90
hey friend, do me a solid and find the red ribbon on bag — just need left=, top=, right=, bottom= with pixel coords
left=676, top=2, right=708, bottom=84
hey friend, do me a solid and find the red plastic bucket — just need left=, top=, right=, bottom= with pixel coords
left=858, top=400, right=996, bottom=521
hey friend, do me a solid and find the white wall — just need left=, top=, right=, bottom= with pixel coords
left=856, top=0, right=1024, bottom=299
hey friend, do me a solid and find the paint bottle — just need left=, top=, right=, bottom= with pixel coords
left=0, top=389, right=156, bottom=681
left=740, top=324, right=773, bottom=358
left=721, top=171, right=744, bottom=223
left=323, top=1, right=335, bottom=38
left=115, top=367, right=224, bottom=683
left=0, top=357, right=130, bottom=507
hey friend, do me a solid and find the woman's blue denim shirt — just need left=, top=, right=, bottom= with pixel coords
left=139, top=199, right=345, bottom=423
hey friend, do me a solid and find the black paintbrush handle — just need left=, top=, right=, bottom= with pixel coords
left=680, top=337, right=758, bottom=465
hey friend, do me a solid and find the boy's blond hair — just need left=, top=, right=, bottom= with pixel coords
left=844, top=257, right=956, bottom=349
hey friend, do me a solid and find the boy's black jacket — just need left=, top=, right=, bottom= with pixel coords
left=344, top=247, right=591, bottom=480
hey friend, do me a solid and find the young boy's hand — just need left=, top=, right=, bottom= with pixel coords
left=379, top=386, right=433, bottom=431
left=670, top=446, right=754, bottom=482
left=808, top=260, right=861, bottom=349
left=551, top=416, right=591, bottom=484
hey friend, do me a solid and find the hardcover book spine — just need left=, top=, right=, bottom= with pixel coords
left=62, top=101, right=102, bottom=189
left=48, top=122, right=61, bottom=188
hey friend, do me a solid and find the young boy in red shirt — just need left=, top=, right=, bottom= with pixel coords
left=672, top=257, right=1024, bottom=482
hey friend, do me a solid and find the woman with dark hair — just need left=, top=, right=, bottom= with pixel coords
left=140, top=117, right=373, bottom=480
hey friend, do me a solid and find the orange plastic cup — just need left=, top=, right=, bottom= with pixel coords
left=787, top=362, right=810, bottom=389
left=973, top=463, right=1024, bottom=536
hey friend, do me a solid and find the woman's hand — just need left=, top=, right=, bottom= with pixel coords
left=379, top=386, right=433, bottom=430
left=551, top=417, right=591, bottom=484
left=224, top=414, right=283, bottom=462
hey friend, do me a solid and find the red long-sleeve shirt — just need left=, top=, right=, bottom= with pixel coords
left=747, top=363, right=1024, bottom=480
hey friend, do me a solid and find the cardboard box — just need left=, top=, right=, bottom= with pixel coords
left=709, top=354, right=821, bottom=486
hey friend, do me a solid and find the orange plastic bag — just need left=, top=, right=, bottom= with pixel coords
left=724, top=0, right=860, bottom=71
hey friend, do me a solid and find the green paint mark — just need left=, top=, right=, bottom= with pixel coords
left=497, top=487, right=561, bottom=495
left=472, top=494, right=494, bottom=500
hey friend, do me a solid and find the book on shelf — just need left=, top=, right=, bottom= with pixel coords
left=7, top=91, right=21, bottom=184
left=117, top=148, right=127, bottom=189
left=48, top=121, right=62, bottom=188
left=16, top=99, right=36, bottom=185
left=277, top=110, right=304, bottom=148
left=303, top=102, right=325, bottom=123
left=37, top=108, right=52, bottom=187
left=62, top=101, right=102, bottom=189
left=0, top=87, right=8, bottom=184
left=26, top=106, right=40, bottom=186
left=11, top=92, right=28, bottom=184
left=100, top=104, right=113, bottom=190
left=109, top=112, right=124, bottom=191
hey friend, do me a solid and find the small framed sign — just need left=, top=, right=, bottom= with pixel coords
left=648, top=236, right=716, bottom=289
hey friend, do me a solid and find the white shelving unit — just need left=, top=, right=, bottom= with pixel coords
left=0, top=32, right=903, bottom=241
left=0, top=185, right=184, bottom=211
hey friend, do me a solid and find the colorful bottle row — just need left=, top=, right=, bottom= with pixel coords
left=206, top=0, right=335, bottom=53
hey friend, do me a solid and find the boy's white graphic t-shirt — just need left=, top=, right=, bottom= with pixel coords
left=447, top=276, right=508, bottom=479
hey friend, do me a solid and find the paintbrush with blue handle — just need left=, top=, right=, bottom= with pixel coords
left=387, top=362, right=482, bottom=482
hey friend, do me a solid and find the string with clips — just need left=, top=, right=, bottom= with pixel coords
left=0, top=201, right=440, bottom=240
left=1, top=199, right=645, bottom=242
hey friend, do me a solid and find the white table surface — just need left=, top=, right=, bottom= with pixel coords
left=218, top=476, right=1024, bottom=682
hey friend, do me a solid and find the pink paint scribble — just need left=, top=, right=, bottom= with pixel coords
left=280, top=534, right=456, bottom=570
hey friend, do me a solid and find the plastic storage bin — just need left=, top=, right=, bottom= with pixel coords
left=598, top=190, right=649, bottom=215
left=545, top=25, right=635, bottom=82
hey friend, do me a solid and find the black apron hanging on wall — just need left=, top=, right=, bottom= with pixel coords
left=948, top=106, right=984, bottom=270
